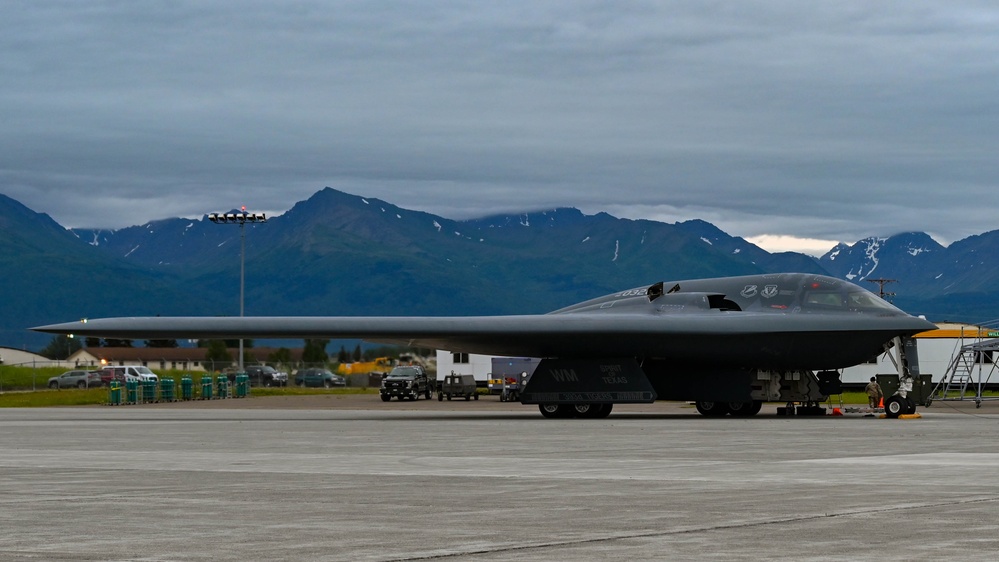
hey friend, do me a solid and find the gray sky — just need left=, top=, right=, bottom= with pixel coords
left=3, top=1, right=997, bottom=256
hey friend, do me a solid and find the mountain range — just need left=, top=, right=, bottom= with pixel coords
left=2, top=187, right=997, bottom=350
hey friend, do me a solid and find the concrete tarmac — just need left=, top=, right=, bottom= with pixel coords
left=1, top=397, right=998, bottom=561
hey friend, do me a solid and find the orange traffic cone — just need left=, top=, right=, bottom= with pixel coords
left=878, top=397, right=884, bottom=408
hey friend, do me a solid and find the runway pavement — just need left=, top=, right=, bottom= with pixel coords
left=1, top=397, right=998, bottom=561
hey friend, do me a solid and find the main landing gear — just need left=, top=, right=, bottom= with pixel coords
left=538, top=403, right=614, bottom=419
left=694, top=400, right=763, bottom=417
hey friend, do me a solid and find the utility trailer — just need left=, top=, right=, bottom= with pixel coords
left=439, top=373, right=477, bottom=401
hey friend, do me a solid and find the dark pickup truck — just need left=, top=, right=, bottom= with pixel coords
left=243, top=365, right=289, bottom=387
left=379, top=366, right=433, bottom=401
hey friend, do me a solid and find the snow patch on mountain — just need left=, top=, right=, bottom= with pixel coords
left=862, top=237, right=887, bottom=278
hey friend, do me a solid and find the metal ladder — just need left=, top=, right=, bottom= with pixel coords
left=937, top=349, right=977, bottom=399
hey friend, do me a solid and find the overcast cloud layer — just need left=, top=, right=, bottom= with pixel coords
left=2, top=1, right=997, bottom=255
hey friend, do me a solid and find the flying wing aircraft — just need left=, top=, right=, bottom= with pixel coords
left=34, top=273, right=934, bottom=418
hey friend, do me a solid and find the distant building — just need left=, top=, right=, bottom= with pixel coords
left=66, top=347, right=306, bottom=373
left=0, top=347, right=53, bottom=367
left=435, top=351, right=538, bottom=383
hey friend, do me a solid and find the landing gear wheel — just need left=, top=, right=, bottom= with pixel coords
left=539, top=404, right=571, bottom=418
left=695, top=401, right=731, bottom=417
left=574, top=404, right=613, bottom=419
left=727, top=401, right=762, bottom=417
left=884, top=395, right=906, bottom=418
left=904, top=396, right=917, bottom=415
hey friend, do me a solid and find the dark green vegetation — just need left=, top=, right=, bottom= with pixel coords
left=3, top=188, right=999, bottom=350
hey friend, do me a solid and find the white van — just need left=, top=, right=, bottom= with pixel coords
left=105, top=366, right=159, bottom=383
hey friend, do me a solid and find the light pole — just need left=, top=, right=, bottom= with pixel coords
left=208, top=208, right=267, bottom=372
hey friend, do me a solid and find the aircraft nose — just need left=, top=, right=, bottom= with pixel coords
left=910, top=315, right=937, bottom=333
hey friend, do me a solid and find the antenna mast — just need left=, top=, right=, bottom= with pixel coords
left=866, top=278, right=897, bottom=302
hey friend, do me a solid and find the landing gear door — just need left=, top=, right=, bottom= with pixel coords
left=520, top=358, right=657, bottom=404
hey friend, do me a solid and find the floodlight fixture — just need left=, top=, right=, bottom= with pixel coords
left=207, top=211, right=267, bottom=224
left=206, top=206, right=268, bottom=371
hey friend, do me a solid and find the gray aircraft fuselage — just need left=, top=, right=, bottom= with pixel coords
left=35, top=273, right=934, bottom=372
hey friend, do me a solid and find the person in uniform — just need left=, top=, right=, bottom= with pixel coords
left=865, top=377, right=883, bottom=409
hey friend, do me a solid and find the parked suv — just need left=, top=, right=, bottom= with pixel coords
left=380, top=366, right=433, bottom=401
left=244, top=365, right=288, bottom=387
left=47, top=370, right=102, bottom=389
left=294, top=368, right=346, bottom=388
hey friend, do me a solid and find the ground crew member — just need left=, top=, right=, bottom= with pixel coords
left=865, top=377, right=883, bottom=409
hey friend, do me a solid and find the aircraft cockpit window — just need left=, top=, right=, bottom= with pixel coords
left=803, top=292, right=845, bottom=309
left=847, top=291, right=898, bottom=311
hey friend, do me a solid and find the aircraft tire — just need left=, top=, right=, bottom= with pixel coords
left=884, top=395, right=906, bottom=418
left=904, top=396, right=917, bottom=415
left=539, top=404, right=571, bottom=418
left=695, top=401, right=731, bottom=417
left=728, top=401, right=762, bottom=417
left=576, top=404, right=613, bottom=419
